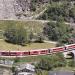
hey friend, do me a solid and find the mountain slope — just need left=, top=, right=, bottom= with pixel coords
left=0, top=0, right=49, bottom=20
left=0, top=0, right=16, bottom=19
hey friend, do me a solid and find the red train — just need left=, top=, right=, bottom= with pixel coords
left=0, top=44, right=75, bottom=56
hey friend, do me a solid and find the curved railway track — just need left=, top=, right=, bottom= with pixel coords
left=0, top=44, right=75, bottom=57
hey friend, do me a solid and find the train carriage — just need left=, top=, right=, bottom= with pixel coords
left=9, top=52, right=17, bottom=56
left=30, top=50, right=39, bottom=55
left=66, top=44, right=75, bottom=51
left=1, top=52, right=9, bottom=56
left=22, top=51, right=30, bottom=56
left=52, top=46, right=65, bottom=53
left=0, top=44, right=75, bottom=57
left=1, top=51, right=22, bottom=56
left=39, top=49, right=48, bottom=55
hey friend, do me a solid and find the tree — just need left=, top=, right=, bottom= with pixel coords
left=59, top=34, right=70, bottom=44
left=35, top=53, right=66, bottom=71
left=69, top=7, right=75, bottom=20
left=43, top=22, right=60, bottom=41
left=68, top=60, right=75, bottom=67
left=35, top=56, right=53, bottom=71
left=11, top=57, right=21, bottom=75
left=43, top=20, right=73, bottom=44
left=4, top=24, right=29, bottom=46
left=30, top=3, right=36, bottom=11
left=35, top=33, right=44, bottom=43
left=53, top=53, right=66, bottom=67
left=38, top=1, right=75, bottom=22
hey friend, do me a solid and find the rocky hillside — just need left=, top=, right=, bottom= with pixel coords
left=0, top=0, right=30, bottom=20
left=0, top=0, right=49, bottom=20
left=0, top=0, right=15, bottom=20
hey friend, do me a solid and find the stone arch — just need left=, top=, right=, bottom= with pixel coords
left=63, top=50, right=75, bottom=59
left=67, top=52, right=74, bottom=59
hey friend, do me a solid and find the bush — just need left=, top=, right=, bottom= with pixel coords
left=36, top=57, right=53, bottom=71
left=38, top=2, right=75, bottom=22
left=4, top=24, right=29, bottom=46
left=35, top=53, right=66, bottom=71
left=35, top=33, right=44, bottom=43
left=68, top=60, right=75, bottom=67
left=30, top=3, right=36, bottom=11
left=43, top=21, right=73, bottom=43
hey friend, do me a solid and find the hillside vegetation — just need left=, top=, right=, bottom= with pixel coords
left=0, top=20, right=44, bottom=39
left=38, top=1, right=75, bottom=22
left=0, top=20, right=56, bottom=50
left=0, top=0, right=75, bottom=50
left=0, top=20, right=43, bottom=32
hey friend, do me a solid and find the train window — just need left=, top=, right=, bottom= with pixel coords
left=0, top=52, right=2, bottom=56
left=16, top=52, right=22, bottom=56
left=53, top=47, right=64, bottom=52
left=1, top=52, right=9, bottom=56
left=9, top=52, right=17, bottom=56
left=30, top=51, right=39, bottom=55
left=68, top=45, right=75, bottom=50
left=40, top=50, right=48, bottom=54
left=22, top=52, right=30, bottom=56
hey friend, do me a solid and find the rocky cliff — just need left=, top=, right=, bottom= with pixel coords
left=0, top=0, right=32, bottom=20
left=0, top=0, right=49, bottom=20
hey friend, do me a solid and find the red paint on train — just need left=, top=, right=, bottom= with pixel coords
left=1, top=52, right=9, bottom=56
left=16, top=52, right=22, bottom=56
left=22, top=51, right=30, bottom=56
left=52, top=47, right=65, bottom=53
left=39, top=50, right=48, bottom=54
left=67, top=45, right=75, bottom=50
left=9, top=52, right=17, bottom=56
left=30, top=50, right=39, bottom=55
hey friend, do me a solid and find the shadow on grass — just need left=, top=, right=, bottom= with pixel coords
left=34, top=40, right=44, bottom=43
left=4, top=39, right=27, bottom=46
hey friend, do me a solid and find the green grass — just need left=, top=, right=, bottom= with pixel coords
left=0, top=20, right=44, bottom=39
left=0, top=40, right=56, bottom=51
left=17, top=55, right=51, bottom=63
left=54, top=67, right=75, bottom=71
left=0, top=31, right=3, bottom=39
left=0, top=20, right=56, bottom=50
left=0, top=55, right=51, bottom=64
left=35, top=70, right=48, bottom=75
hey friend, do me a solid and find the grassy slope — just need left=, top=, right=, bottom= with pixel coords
left=0, top=20, right=56, bottom=51
left=0, top=20, right=44, bottom=34
left=0, top=20, right=44, bottom=39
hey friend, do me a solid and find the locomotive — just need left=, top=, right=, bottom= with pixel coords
left=0, top=44, right=75, bottom=57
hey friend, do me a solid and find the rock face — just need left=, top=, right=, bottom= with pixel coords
left=0, top=0, right=16, bottom=20
left=0, top=0, right=49, bottom=20
left=0, top=0, right=31, bottom=20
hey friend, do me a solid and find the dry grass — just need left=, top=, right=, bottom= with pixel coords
left=54, top=67, right=75, bottom=71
